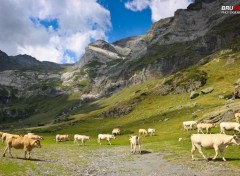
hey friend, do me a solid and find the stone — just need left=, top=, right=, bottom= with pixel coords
left=190, top=91, right=199, bottom=99
left=201, top=87, right=214, bottom=94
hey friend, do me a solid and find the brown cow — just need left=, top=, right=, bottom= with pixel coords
left=3, top=136, right=41, bottom=159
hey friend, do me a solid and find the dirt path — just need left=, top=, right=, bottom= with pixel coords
left=2, top=145, right=238, bottom=176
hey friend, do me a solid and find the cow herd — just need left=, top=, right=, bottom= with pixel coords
left=1, top=112, right=240, bottom=162
left=0, top=127, right=156, bottom=159
left=182, top=112, right=240, bottom=161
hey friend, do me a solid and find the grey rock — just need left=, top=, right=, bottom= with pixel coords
left=190, top=91, right=199, bottom=99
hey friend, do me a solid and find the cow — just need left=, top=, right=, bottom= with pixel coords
left=191, top=134, right=240, bottom=161
left=2, top=133, right=20, bottom=144
left=235, top=113, right=240, bottom=123
left=147, top=128, right=156, bottom=136
left=74, top=135, right=90, bottom=145
left=56, top=134, right=69, bottom=143
left=139, top=129, right=148, bottom=137
left=196, top=123, right=216, bottom=134
left=220, top=122, right=240, bottom=134
left=129, top=135, right=141, bottom=154
left=3, top=136, right=41, bottom=159
left=24, top=134, right=44, bottom=140
left=112, top=128, right=121, bottom=136
left=98, top=134, right=115, bottom=145
left=183, top=121, right=197, bottom=131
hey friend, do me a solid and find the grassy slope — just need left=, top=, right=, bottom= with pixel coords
left=1, top=46, right=240, bottom=174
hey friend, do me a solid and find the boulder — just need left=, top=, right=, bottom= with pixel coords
left=190, top=91, right=199, bottom=99
left=234, top=85, right=240, bottom=99
left=201, top=87, right=214, bottom=94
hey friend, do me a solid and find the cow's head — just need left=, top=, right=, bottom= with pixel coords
left=231, top=135, right=240, bottom=146
left=32, top=140, right=42, bottom=148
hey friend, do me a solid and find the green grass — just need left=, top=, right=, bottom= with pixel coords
left=1, top=45, right=240, bottom=174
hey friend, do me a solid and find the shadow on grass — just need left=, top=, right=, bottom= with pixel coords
left=208, top=158, right=240, bottom=162
left=11, top=157, right=48, bottom=162
left=141, top=150, right=152, bottom=155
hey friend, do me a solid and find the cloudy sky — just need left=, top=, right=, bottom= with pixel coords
left=0, top=0, right=191, bottom=64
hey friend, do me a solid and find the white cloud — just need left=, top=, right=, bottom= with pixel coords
left=125, top=0, right=191, bottom=22
left=0, top=0, right=111, bottom=63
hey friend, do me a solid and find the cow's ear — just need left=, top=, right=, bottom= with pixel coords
left=31, top=140, right=37, bottom=145
left=233, top=135, right=238, bottom=140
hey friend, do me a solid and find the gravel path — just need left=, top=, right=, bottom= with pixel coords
left=1, top=145, right=240, bottom=176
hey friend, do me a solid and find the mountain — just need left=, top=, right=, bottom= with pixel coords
left=0, top=50, right=63, bottom=71
left=0, top=0, right=240, bottom=127
left=63, top=0, right=240, bottom=97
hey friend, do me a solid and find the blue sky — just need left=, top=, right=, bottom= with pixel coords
left=0, top=0, right=191, bottom=64
left=98, top=0, right=152, bottom=43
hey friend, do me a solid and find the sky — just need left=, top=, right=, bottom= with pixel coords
left=0, top=0, right=191, bottom=64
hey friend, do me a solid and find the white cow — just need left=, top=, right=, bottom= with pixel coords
left=74, top=135, right=90, bottom=145
left=147, top=128, right=156, bottom=136
left=220, top=122, right=240, bottom=134
left=129, top=136, right=141, bottom=154
left=139, top=129, right=148, bottom=137
left=191, top=134, right=240, bottom=161
left=112, top=128, right=121, bottom=136
left=196, top=123, right=216, bottom=134
left=98, top=134, right=115, bottom=145
left=183, top=121, right=197, bottom=131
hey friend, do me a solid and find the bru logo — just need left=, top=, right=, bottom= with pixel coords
left=221, top=5, right=240, bottom=11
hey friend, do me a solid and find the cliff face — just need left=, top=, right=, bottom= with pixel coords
left=63, top=0, right=240, bottom=97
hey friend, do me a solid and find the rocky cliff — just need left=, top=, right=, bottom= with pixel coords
left=63, top=0, right=240, bottom=97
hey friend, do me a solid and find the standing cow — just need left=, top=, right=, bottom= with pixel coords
left=191, top=134, right=240, bottom=161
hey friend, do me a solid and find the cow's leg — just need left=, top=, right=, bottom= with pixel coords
left=108, top=139, right=111, bottom=145
left=200, top=128, right=204, bottom=134
left=24, top=151, right=27, bottom=158
left=130, top=143, right=133, bottom=153
left=219, top=148, right=226, bottom=161
left=28, top=151, right=31, bottom=159
left=3, top=145, right=9, bottom=157
left=195, top=144, right=207, bottom=160
left=206, top=128, right=209, bottom=134
left=139, top=145, right=141, bottom=154
left=8, top=147, right=13, bottom=158
left=212, top=146, right=219, bottom=160
left=220, top=127, right=225, bottom=134
left=191, top=143, right=196, bottom=160
left=133, top=145, right=136, bottom=154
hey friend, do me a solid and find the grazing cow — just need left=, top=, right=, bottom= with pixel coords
left=74, top=135, right=90, bottom=145
left=220, top=122, right=240, bottom=134
left=235, top=113, right=240, bottom=123
left=191, top=134, right=240, bottom=161
left=196, top=123, right=216, bottom=134
left=2, top=133, right=20, bottom=144
left=129, top=135, right=141, bottom=154
left=3, top=136, right=41, bottom=159
left=147, top=128, right=156, bottom=136
left=24, top=134, right=44, bottom=140
left=112, top=128, right=121, bottom=136
left=56, top=134, right=69, bottom=143
left=98, top=134, right=115, bottom=145
left=183, top=121, right=197, bottom=131
left=139, top=129, right=148, bottom=137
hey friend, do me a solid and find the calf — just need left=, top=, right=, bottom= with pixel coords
left=139, top=129, right=148, bottom=137
left=196, top=123, right=216, bottom=134
left=183, top=121, right=197, bottom=131
left=220, top=122, right=240, bottom=134
left=98, top=134, right=115, bottom=145
left=74, top=134, right=90, bottom=145
left=3, top=136, right=41, bottom=159
left=56, top=134, right=69, bottom=143
left=112, top=128, right=121, bottom=136
left=191, top=134, right=240, bottom=161
left=129, top=136, right=141, bottom=154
